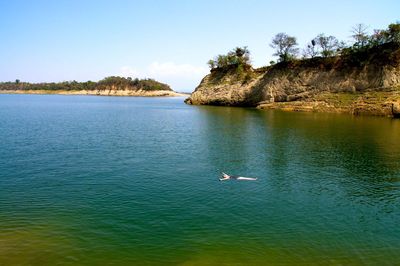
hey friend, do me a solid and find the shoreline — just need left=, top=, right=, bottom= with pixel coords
left=257, top=91, right=400, bottom=118
left=0, top=89, right=189, bottom=97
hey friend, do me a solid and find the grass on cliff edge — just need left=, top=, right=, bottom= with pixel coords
left=314, top=90, right=400, bottom=106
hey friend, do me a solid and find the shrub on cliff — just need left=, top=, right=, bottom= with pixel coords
left=207, top=46, right=251, bottom=70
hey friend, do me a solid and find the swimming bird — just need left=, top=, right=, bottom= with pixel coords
left=219, top=172, right=258, bottom=181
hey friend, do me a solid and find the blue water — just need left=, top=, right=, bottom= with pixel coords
left=0, top=94, right=399, bottom=265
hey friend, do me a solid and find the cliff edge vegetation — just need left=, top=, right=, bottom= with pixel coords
left=186, top=22, right=400, bottom=117
left=0, top=76, right=185, bottom=97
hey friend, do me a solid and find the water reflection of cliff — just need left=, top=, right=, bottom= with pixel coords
left=197, top=106, right=254, bottom=174
left=198, top=106, right=400, bottom=206
left=256, top=110, right=400, bottom=206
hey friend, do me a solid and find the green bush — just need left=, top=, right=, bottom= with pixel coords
left=207, top=46, right=251, bottom=69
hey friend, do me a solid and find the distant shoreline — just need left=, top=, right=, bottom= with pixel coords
left=0, top=89, right=190, bottom=97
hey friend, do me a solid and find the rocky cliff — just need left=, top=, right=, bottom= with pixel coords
left=186, top=42, right=400, bottom=117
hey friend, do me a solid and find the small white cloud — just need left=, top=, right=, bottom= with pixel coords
left=148, top=62, right=208, bottom=78
left=119, top=66, right=141, bottom=78
left=147, top=62, right=209, bottom=92
left=117, top=62, right=209, bottom=92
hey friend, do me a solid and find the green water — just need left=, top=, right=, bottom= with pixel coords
left=0, top=94, right=399, bottom=265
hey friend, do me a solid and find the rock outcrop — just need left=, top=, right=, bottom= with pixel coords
left=186, top=42, right=400, bottom=117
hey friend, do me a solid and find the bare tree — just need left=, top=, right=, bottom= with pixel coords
left=270, top=33, right=299, bottom=62
left=351, top=23, right=369, bottom=48
left=315, top=34, right=341, bottom=57
left=302, top=39, right=319, bottom=58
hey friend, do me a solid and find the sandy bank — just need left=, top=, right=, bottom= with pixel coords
left=0, top=89, right=189, bottom=97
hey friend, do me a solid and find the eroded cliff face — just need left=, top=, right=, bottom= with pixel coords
left=185, top=65, right=264, bottom=106
left=186, top=43, right=400, bottom=117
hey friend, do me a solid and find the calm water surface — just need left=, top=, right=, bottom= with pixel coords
left=0, top=94, right=399, bottom=265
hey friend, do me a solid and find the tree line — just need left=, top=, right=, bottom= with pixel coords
left=208, top=22, right=400, bottom=69
left=0, top=76, right=172, bottom=91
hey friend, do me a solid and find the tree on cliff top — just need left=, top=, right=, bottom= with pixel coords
left=387, top=22, right=400, bottom=43
left=303, top=35, right=345, bottom=58
left=351, top=23, right=369, bottom=49
left=302, top=39, right=318, bottom=59
left=343, top=22, right=400, bottom=54
left=270, top=33, right=299, bottom=62
left=315, top=34, right=343, bottom=57
left=207, top=46, right=251, bottom=69
left=365, top=22, right=400, bottom=47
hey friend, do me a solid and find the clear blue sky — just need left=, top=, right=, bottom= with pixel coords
left=0, top=0, right=399, bottom=91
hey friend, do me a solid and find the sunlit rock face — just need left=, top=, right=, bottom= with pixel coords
left=186, top=43, right=400, bottom=117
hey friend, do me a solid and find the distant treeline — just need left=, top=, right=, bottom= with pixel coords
left=0, top=76, right=172, bottom=91
left=208, top=22, right=400, bottom=69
